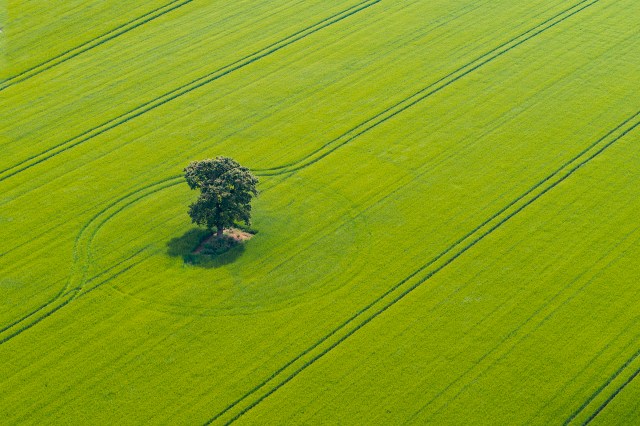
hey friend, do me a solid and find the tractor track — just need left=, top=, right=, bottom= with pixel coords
left=0, top=0, right=607, bottom=404
left=565, top=336, right=640, bottom=424
left=0, top=177, right=181, bottom=345
left=204, top=97, right=640, bottom=426
left=0, top=0, right=594, bottom=185
left=582, top=364, right=640, bottom=424
left=0, top=0, right=382, bottom=183
left=1, top=84, right=634, bottom=422
left=412, top=225, right=640, bottom=423
left=0, top=0, right=627, bottom=420
left=254, top=0, right=601, bottom=176
left=0, top=0, right=195, bottom=92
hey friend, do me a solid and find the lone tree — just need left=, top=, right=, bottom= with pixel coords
left=185, top=157, right=258, bottom=238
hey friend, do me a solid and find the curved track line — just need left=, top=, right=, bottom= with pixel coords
left=0, top=0, right=617, bottom=412
left=1, top=98, right=635, bottom=419
left=0, top=164, right=321, bottom=342
left=0, top=0, right=615, bottom=399
left=102, top=178, right=373, bottom=318
left=0, top=177, right=181, bottom=345
left=0, top=0, right=195, bottom=91
left=205, top=109, right=640, bottom=425
left=254, top=0, right=601, bottom=176
left=0, top=0, right=382, bottom=183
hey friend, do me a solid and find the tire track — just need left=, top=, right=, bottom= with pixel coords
left=0, top=86, right=634, bottom=421
left=0, top=0, right=382, bottom=183
left=204, top=108, right=640, bottom=425
left=104, top=178, right=372, bottom=319
left=565, top=343, right=640, bottom=424
left=0, top=165, right=325, bottom=342
left=0, top=0, right=598, bottom=337
left=582, top=365, right=640, bottom=424
left=0, top=0, right=615, bottom=398
left=0, top=161, right=355, bottom=340
left=526, top=316, right=640, bottom=422
left=0, top=0, right=195, bottom=92
left=254, top=0, right=601, bottom=177
left=414, top=227, right=640, bottom=423
left=0, top=0, right=615, bottom=410
left=0, top=177, right=181, bottom=345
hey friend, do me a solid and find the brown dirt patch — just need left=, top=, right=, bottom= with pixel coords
left=193, top=228, right=254, bottom=254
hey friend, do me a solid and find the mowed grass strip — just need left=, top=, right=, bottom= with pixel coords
left=1, top=0, right=638, bottom=422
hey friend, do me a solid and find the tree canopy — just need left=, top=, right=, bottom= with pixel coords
left=184, top=157, right=258, bottom=237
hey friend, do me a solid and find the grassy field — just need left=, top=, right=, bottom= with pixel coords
left=1, top=0, right=639, bottom=424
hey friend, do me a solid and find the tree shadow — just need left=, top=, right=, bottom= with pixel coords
left=166, top=228, right=209, bottom=257
left=166, top=228, right=246, bottom=268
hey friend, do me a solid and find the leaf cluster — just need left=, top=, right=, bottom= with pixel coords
left=185, top=157, right=258, bottom=232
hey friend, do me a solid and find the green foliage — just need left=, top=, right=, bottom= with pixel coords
left=185, top=157, right=258, bottom=234
left=235, top=222, right=259, bottom=235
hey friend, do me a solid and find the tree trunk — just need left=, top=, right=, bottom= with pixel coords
left=217, top=226, right=224, bottom=238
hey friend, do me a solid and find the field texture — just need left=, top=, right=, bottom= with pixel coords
left=1, top=0, right=639, bottom=424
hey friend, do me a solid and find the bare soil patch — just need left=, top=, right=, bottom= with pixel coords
left=194, top=228, right=254, bottom=254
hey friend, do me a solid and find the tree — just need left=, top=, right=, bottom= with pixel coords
left=184, top=157, right=258, bottom=237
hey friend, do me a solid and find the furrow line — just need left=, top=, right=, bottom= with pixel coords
left=205, top=108, right=640, bottom=425
left=0, top=0, right=381, bottom=183
left=0, top=0, right=195, bottom=91
left=257, top=0, right=601, bottom=176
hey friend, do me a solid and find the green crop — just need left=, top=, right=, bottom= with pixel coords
left=1, top=0, right=638, bottom=424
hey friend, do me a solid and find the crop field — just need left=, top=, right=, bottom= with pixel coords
left=1, top=0, right=639, bottom=424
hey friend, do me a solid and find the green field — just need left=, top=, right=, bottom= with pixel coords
left=1, top=0, right=639, bottom=424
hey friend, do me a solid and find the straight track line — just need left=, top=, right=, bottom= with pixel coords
left=566, top=341, right=640, bottom=424
left=256, top=0, right=601, bottom=176
left=583, top=366, right=640, bottom=424
left=0, top=0, right=620, bottom=414
left=206, top=76, right=640, bottom=426
left=416, top=224, right=640, bottom=422
left=0, top=0, right=381, bottom=183
left=0, top=0, right=195, bottom=91
left=0, top=164, right=297, bottom=343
